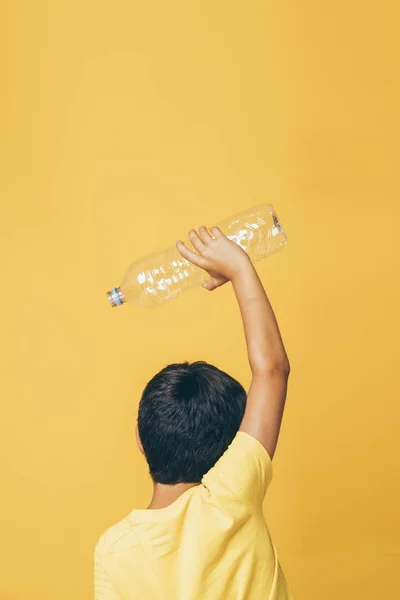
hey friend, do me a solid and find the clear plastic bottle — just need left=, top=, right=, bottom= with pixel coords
left=107, top=203, right=287, bottom=308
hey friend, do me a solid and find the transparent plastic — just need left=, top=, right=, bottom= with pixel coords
left=107, top=203, right=287, bottom=308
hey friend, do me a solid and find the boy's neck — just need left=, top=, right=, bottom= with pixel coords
left=147, top=482, right=200, bottom=510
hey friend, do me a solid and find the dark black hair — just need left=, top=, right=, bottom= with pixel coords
left=137, top=361, right=246, bottom=484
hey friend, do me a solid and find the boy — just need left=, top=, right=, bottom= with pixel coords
left=95, top=224, right=293, bottom=599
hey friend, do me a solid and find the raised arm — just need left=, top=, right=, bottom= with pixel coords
left=177, top=225, right=290, bottom=459
left=232, top=264, right=290, bottom=458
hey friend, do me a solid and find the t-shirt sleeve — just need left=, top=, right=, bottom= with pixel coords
left=202, top=431, right=273, bottom=507
left=94, top=542, right=122, bottom=600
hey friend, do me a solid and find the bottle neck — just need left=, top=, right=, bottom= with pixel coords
left=107, top=287, right=125, bottom=307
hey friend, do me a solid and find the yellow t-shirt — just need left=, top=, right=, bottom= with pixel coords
left=94, top=431, right=293, bottom=599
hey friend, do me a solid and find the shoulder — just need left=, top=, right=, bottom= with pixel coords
left=231, top=431, right=273, bottom=463
left=204, top=431, right=273, bottom=481
left=95, top=513, right=138, bottom=556
left=202, top=431, right=273, bottom=506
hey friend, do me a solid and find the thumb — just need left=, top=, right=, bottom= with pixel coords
left=202, top=280, right=217, bottom=291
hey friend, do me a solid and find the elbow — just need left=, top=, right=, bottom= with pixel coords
left=252, top=356, right=290, bottom=379
left=272, top=358, right=291, bottom=379
left=283, top=356, right=291, bottom=377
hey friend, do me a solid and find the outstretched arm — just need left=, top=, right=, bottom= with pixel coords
left=177, top=225, right=289, bottom=459
left=232, top=263, right=290, bottom=458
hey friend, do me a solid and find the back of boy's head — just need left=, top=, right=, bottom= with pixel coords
left=138, top=361, right=246, bottom=484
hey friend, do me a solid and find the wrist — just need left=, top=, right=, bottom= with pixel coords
left=231, top=256, right=255, bottom=284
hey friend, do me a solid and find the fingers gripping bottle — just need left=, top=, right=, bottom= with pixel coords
left=107, top=204, right=287, bottom=308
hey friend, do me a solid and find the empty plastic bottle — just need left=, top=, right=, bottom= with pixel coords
left=107, top=203, right=287, bottom=308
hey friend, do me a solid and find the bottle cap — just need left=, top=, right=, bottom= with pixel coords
left=107, top=287, right=125, bottom=307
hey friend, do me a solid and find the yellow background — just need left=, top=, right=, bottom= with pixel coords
left=1, top=1, right=399, bottom=599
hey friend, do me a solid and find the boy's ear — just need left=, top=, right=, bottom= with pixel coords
left=135, top=424, right=145, bottom=456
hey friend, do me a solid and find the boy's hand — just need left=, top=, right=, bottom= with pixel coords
left=176, top=226, right=251, bottom=291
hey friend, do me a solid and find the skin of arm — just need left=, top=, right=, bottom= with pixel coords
left=176, top=225, right=290, bottom=459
